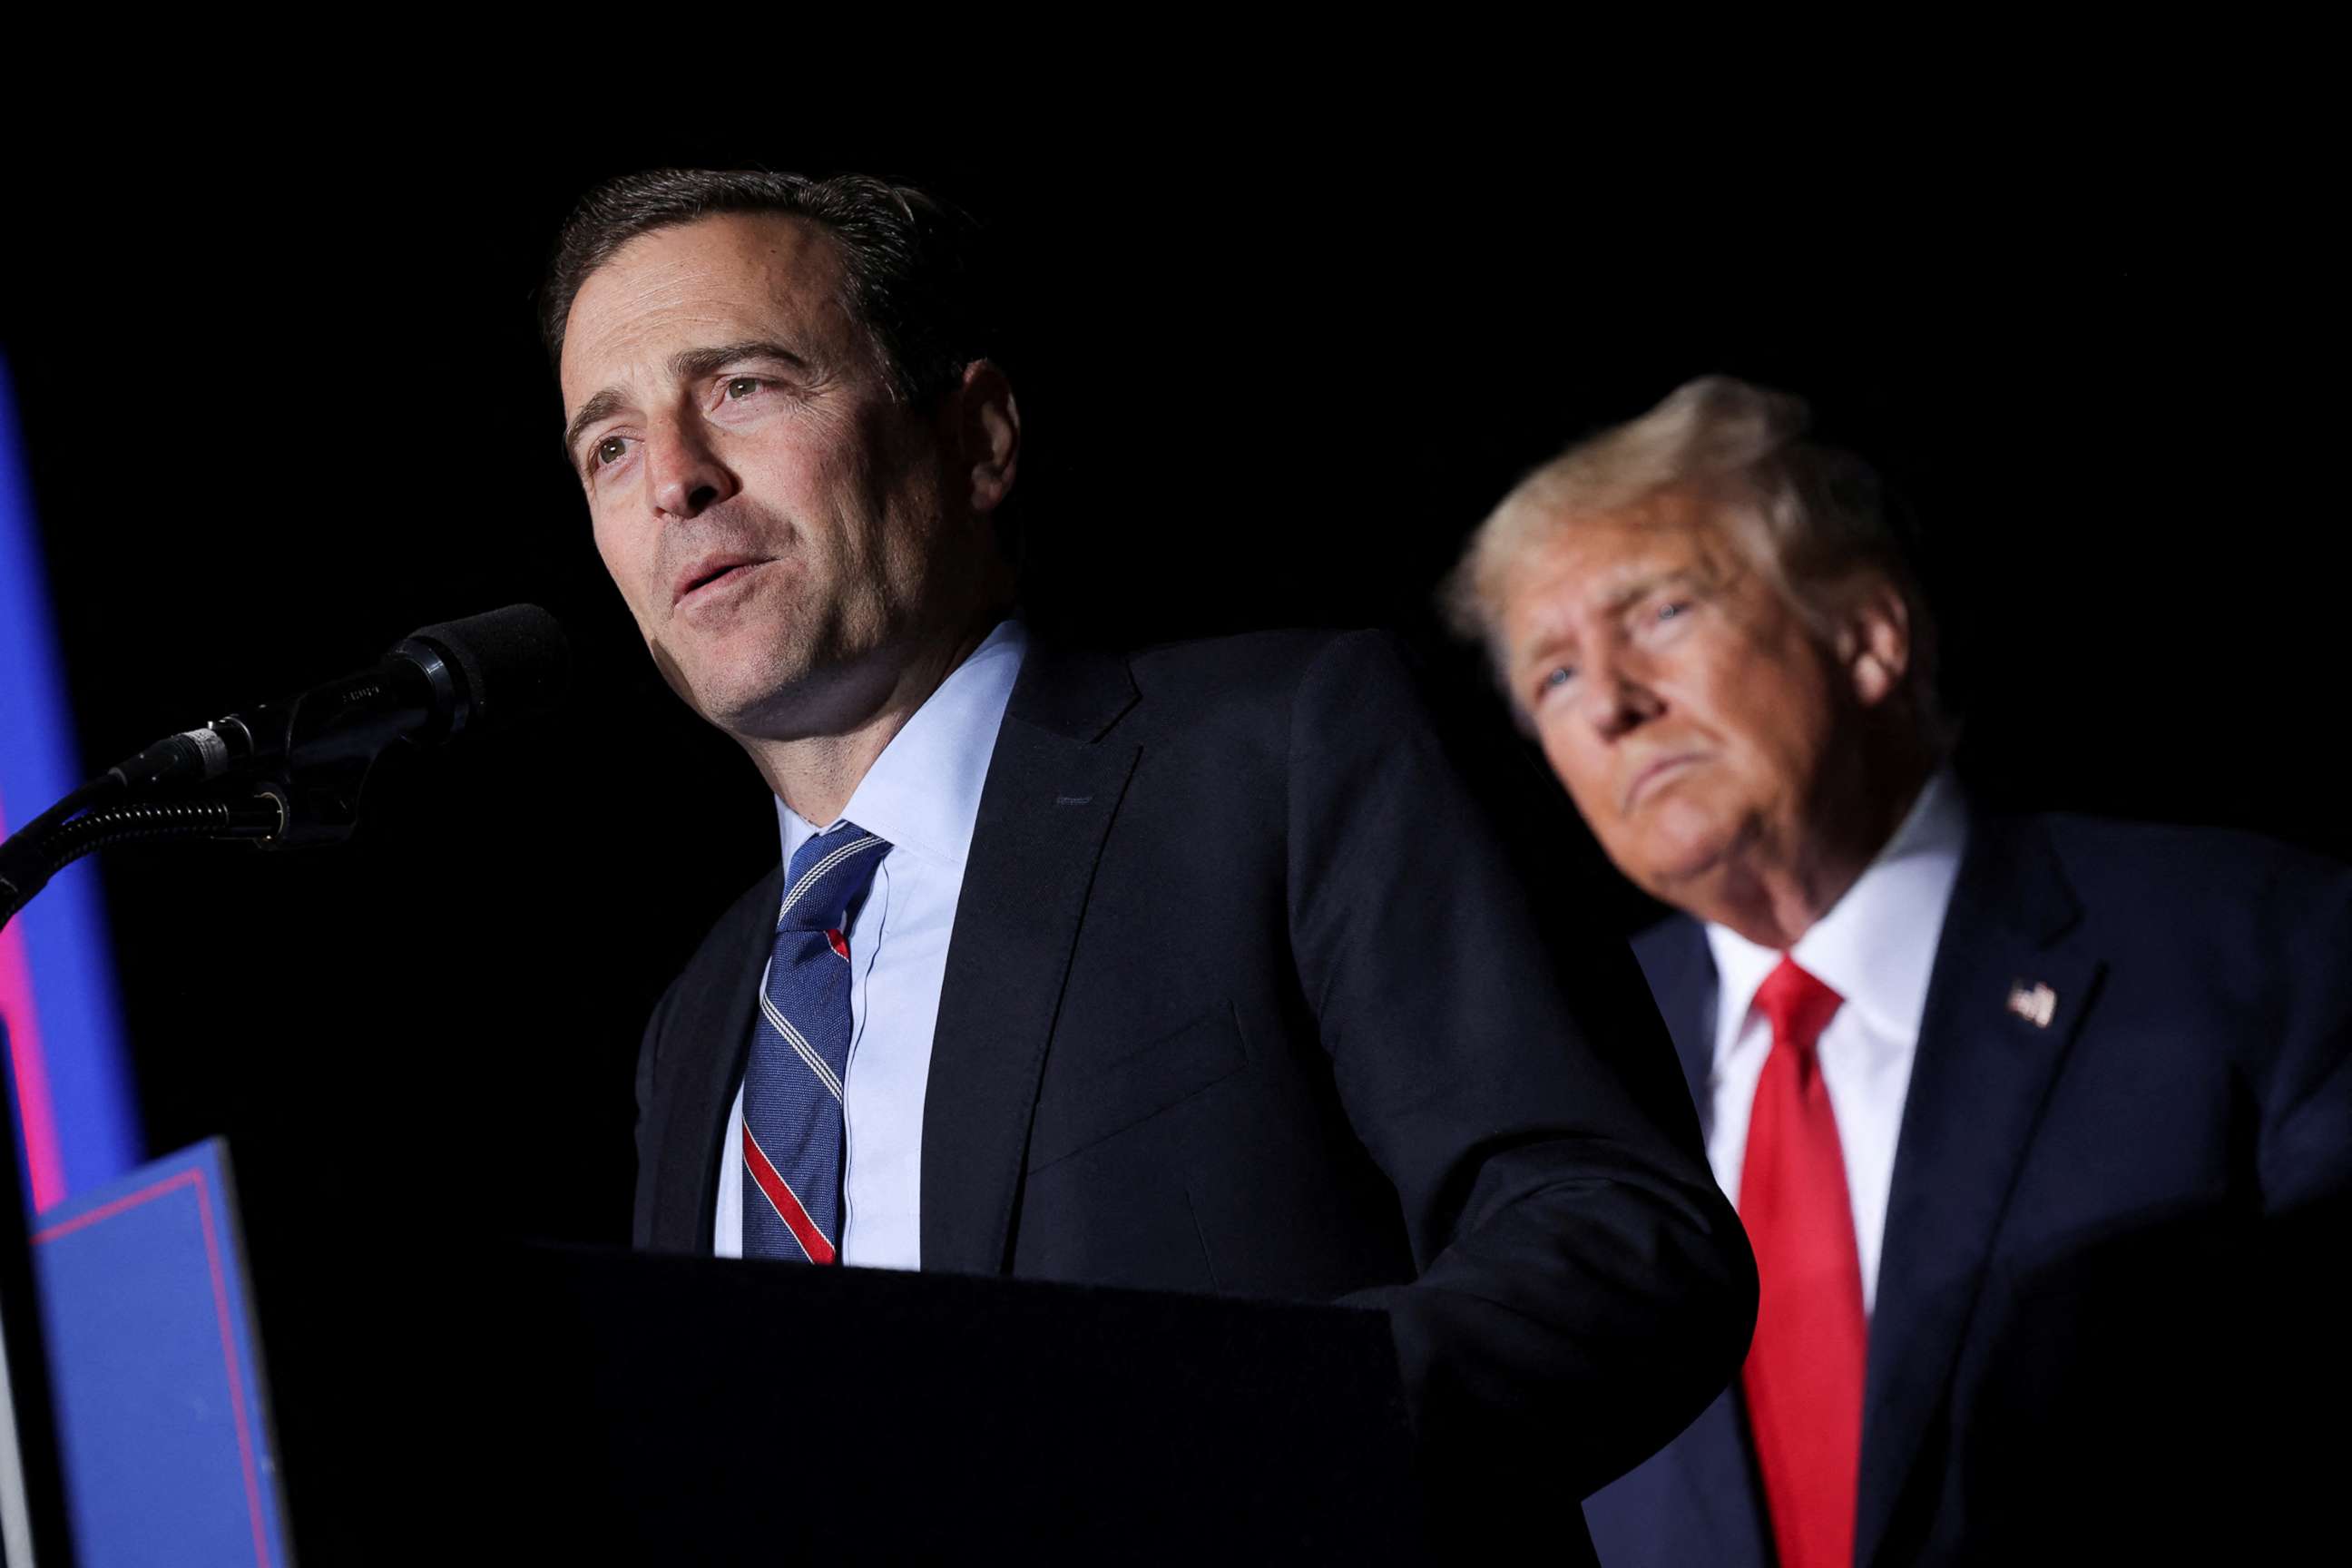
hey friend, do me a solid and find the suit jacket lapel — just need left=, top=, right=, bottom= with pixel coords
left=1857, top=816, right=2102, bottom=1568
left=920, top=644, right=1140, bottom=1275
left=1632, top=915, right=1718, bottom=1107
left=1632, top=918, right=1772, bottom=1568
left=652, top=866, right=784, bottom=1253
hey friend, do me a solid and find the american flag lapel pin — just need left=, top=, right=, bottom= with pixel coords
left=2006, top=979, right=2057, bottom=1029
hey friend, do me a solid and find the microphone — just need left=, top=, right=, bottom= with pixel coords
left=0, top=605, right=571, bottom=925
left=109, top=603, right=571, bottom=790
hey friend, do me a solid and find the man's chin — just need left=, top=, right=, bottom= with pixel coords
left=703, top=662, right=906, bottom=746
left=1629, top=822, right=1748, bottom=908
left=651, top=642, right=793, bottom=732
left=699, top=679, right=817, bottom=739
left=650, top=620, right=807, bottom=711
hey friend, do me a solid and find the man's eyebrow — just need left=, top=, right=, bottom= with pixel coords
left=563, top=387, right=630, bottom=466
left=667, top=338, right=812, bottom=383
left=1601, top=567, right=1702, bottom=614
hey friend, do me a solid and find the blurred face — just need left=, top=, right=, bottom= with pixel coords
left=559, top=212, right=962, bottom=739
left=1495, top=488, right=1888, bottom=913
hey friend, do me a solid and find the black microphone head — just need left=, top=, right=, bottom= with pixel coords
left=395, top=603, right=570, bottom=735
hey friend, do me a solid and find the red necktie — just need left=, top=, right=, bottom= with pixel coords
left=1740, top=956, right=1865, bottom=1568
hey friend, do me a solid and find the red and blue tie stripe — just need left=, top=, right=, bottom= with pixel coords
left=740, top=823, right=888, bottom=1264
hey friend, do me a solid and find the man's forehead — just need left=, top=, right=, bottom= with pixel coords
left=559, top=212, right=848, bottom=397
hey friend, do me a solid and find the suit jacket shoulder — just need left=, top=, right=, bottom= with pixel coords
left=2019, top=810, right=2351, bottom=986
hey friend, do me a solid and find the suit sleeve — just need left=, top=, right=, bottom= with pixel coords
left=1284, top=632, right=1757, bottom=1502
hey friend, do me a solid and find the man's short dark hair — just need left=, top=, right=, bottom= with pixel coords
left=540, top=168, right=998, bottom=407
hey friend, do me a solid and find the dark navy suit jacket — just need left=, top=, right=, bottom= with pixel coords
left=632, top=631, right=1757, bottom=1557
left=1583, top=810, right=2352, bottom=1566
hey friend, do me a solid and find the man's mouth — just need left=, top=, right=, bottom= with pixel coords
left=1623, top=753, right=1703, bottom=811
left=672, top=554, right=768, bottom=608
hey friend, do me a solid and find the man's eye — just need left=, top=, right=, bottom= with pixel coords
left=1541, top=666, right=1576, bottom=695
left=725, top=377, right=766, bottom=400
left=1641, top=599, right=1695, bottom=637
left=593, top=436, right=629, bottom=467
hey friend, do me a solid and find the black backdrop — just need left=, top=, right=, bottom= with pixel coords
left=0, top=119, right=2338, bottom=1257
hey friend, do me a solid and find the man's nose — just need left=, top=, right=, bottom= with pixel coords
left=1580, top=653, right=1663, bottom=740
left=645, top=416, right=740, bottom=521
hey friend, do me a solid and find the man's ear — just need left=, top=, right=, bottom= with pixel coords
left=951, top=359, right=1020, bottom=516
left=1833, top=573, right=1912, bottom=709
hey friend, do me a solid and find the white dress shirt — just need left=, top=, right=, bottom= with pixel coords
left=1700, top=769, right=1968, bottom=1316
left=714, top=621, right=1026, bottom=1269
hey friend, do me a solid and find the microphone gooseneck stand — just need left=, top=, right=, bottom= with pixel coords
left=0, top=789, right=288, bottom=930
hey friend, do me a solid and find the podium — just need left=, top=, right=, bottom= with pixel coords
left=35, top=1144, right=1426, bottom=1563
left=485, top=1250, right=1420, bottom=1561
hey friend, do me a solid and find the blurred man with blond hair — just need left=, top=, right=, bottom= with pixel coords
left=1447, top=377, right=2352, bottom=1566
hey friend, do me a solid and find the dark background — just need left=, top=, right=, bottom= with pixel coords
left=0, top=113, right=2338, bottom=1261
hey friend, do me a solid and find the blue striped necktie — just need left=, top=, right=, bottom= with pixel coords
left=741, top=821, right=890, bottom=1264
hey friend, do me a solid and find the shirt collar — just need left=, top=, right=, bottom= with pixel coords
left=776, top=619, right=1028, bottom=869
left=1704, top=768, right=1970, bottom=1056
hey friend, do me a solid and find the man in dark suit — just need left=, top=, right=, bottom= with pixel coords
left=544, top=168, right=1756, bottom=1553
left=1446, top=374, right=2352, bottom=1564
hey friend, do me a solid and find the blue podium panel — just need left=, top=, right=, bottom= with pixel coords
left=30, top=1140, right=288, bottom=1567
